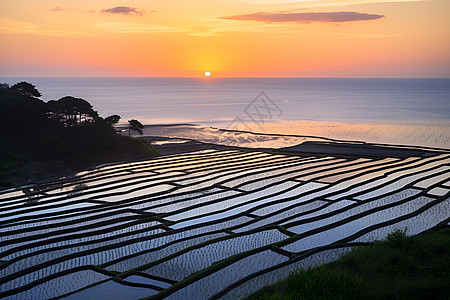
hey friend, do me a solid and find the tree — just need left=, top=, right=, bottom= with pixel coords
left=105, top=114, right=121, bottom=128
left=0, top=83, right=47, bottom=130
left=128, top=119, right=144, bottom=136
left=47, top=96, right=100, bottom=127
left=11, top=82, right=42, bottom=97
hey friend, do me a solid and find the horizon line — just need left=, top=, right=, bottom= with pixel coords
left=1, top=76, right=449, bottom=79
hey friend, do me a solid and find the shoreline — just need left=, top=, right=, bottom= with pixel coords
left=5, top=132, right=448, bottom=193
left=137, top=121, right=450, bottom=151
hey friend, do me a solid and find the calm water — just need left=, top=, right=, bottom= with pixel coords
left=2, top=77, right=449, bottom=125
left=2, top=77, right=450, bottom=147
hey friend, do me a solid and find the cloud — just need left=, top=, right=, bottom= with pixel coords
left=49, top=7, right=75, bottom=13
left=50, top=7, right=63, bottom=13
left=101, top=6, right=145, bottom=16
left=230, top=0, right=422, bottom=5
left=220, top=11, right=384, bottom=23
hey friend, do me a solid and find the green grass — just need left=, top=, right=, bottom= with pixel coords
left=249, top=266, right=365, bottom=300
left=246, top=227, right=450, bottom=300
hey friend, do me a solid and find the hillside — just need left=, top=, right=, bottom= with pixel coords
left=0, top=82, right=158, bottom=189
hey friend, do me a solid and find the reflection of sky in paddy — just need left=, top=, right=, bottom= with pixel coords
left=1, top=148, right=449, bottom=300
left=283, top=196, right=435, bottom=252
left=62, top=279, right=159, bottom=300
left=0, top=202, right=97, bottom=223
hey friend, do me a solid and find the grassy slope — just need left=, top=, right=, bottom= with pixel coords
left=246, top=227, right=450, bottom=300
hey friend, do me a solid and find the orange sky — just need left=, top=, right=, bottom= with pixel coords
left=0, top=0, right=449, bottom=77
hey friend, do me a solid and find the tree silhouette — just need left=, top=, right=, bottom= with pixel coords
left=105, top=114, right=121, bottom=128
left=128, top=119, right=144, bottom=136
left=11, top=82, right=42, bottom=98
left=47, top=96, right=100, bottom=127
left=0, top=84, right=47, bottom=131
left=0, top=82, right=158, bottom=189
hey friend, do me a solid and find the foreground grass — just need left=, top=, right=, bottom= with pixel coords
left=246, top=227, right=450, bottom=300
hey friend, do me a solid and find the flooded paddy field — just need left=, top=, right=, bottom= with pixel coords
left=1, top=146, right=449, bottom=299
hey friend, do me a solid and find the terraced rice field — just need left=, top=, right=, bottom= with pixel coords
left=1, top=148, right=449, bottom=299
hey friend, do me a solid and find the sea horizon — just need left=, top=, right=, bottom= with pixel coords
left=2, top=76, right=450, bottom=79
left=2, top=1, right=449, bottom=299
left=2, top=77, right=449, bottom=148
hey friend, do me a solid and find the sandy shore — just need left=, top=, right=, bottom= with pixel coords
left=143, top=136, right=272, bottom=155
left=144, top=136, right=447, bottom=158
left=278, top=141, right=441, bottom=158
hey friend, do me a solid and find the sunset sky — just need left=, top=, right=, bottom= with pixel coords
left=0, top=0, right=449, bottom=77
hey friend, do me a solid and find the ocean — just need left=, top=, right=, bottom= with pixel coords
left=2, top=77, right=450, bottom=148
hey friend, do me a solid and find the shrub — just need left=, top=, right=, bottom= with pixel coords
left=385, top=227, right=409, bottom=248
left=249, top=266, right=366, bottom=300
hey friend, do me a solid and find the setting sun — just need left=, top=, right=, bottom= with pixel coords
left=0, top=0, right=448, bottom=77
left=0, top=0, right=449, bottom=299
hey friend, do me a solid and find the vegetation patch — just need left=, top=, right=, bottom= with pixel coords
left=246, top=227, right=450, bottom=300
left=0, top=82, right=158, bottom=189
